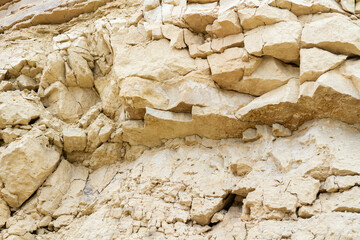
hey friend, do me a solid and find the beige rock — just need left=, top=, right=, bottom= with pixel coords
left=242, top=128, right=258, bottom=142
left=42, top=82, right=99, bottom=123
left=0, top=129, right=60, bottom=207
left=235, top=56, right=299, bottom=96
left=191, top=197, right=224, bottom=225
left=207, top=47, right=248, bottom=90
left=238, top=4, right=297, bottom=30
left=63, top=128, right=87, bottom=153
left=340, top=0, right=355, bottom=13
left=41, top=51, right=65, bottom=88
left=0, top=91, right=40, bottom=129
left=189, top=42, right=213, bottom=58
left=16, top=74, right=37, bottom=91
left=301, top=15, right=360, bottom=56
left=340, top=59, right=360, bottom=92
left=183, top=29, right=204, bottom=46
left=206, top=10, right=241, bottom=38
left=87, top=143, right=122, bottom=169
left=161, top=24, right=186, bottom=49
left=37, top=160, right=88, bottom=216
left=143, top=0, right=160, bottom=11
left=86, top=113, right=114, bottom=152
left=114, top=39, right=196, bottom=81
left=272, top=123, right=291, bottom=137
left=67, top=49, right=94, bottom=88
left=0, top=128, right=28, bottom=144
left=269, top=0, right=345, bottom=16
left=0, top=198, right=10, bottom=228
left=183, top=3, right=218, bottom=33
left=300, top=48, right=347, bottom=83
left=211, top=33, right=244, bottom=53
left=245, top=21, right=302, bottom=63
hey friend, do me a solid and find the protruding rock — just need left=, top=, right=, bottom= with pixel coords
left=238, top=4, right=297, bottom=30
left=244, top=21, right=302, bottom=62
left=211, top=33, right=244, bottom=53
left=63, top=128, right=87, bottom=153
left=300, top=48, right=347, bottom=83
left=301, top=15, right=360, bottom=56
left=272, top=123, right=291, bottom=137
left=206, top=10, right=241, bottom=38
left=161, top=24, right=186, bottom=49
left=0, top=129, right=60, bottom=207
left=67, top=49, right=94, bottom=88
left=0, top=91, right=40, bottom=129
left=235, top=56, right=299, bottom=96
left=269, top=0, right=344, bottom=16
left=183, top=3, right=218, bottom=33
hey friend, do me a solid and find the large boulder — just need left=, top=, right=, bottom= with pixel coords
left=0, top=129, right=60, bottom=208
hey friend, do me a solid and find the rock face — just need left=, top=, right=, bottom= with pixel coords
left=0, top=0, right=360, bottom=239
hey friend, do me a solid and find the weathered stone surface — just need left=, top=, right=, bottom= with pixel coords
left=0, top=91, right=40, bottom=129
left=114, top=39, right=196, bottom=81
left=183, top=3, right=218, bottom=33
left=0, top=129, right=60, bottom=207
left=63, top=128, right=87, bottom=153
left=238, top=4, right=297, bottom=30
left=269, top=0, right=344, bottom=16
left=67, top=49, right=94, bottom=88
left=244, top=21, right=302, bottom=62
left=236, top=69, right=360, bottom=130
left=301, top=15, right=360, bottom=56
left=211, top=33, right=244, bottom=53
left=235, top=56, right=299, bottom=96
left=206, top=10, right=241, bottom=38
left=300, top=47, right=347, bottom=83
left=41, top=82, right=100, bottom=123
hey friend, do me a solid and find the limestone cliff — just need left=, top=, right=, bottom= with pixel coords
left=0, top=0, right=360, bottom=239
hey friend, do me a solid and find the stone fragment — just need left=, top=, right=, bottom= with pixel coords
left=114, top=39, right=196, bottom=81
left=41, top=51, right=65, bottom=88
left=300, top=48, right=347, bottom=83
left=238, top=4, right=297, bottom=30
left=340, top=59, right=360, bottom=92
left=0, top=91, right=40, bottom=129
left=244, top=21, right=302, bottom=62
left=42, top=82, right=99, bottom=123
left=235, top=56, right=299, bottom=96
left=211, top=33, right=244, bottom=53
left=183, top=3, right=218, bottom=33
left=269, top=0, right=344, bottom=16
left=16, top=74, right=37, bottom=91
left=87, top=143, right=122, bottom=169
left=183, top=29, right=204, bottom=46
left=206, top=10, right=241, bottom=38
left=340, top=0, right=355, bottom=13
left=272, top=123, right=291, bottom=137
left=143, top=0, right=160, bottom=11
left=67, top=49, right=94, bottom=88
left=63, top=128, right=87, bottom=153
left=190, top=197, right=224, bottom=225
left=0, top=128, right=28, bottom=144
left=301, top=15, right=360, bottom=56
left=189, top=42, right=213, bottom=58
left=0, top=129, right=60, bottom=207
left=86, top=113, right=114, bottom=152
left=161, top=24, right=186, bottom=49
left=242, top=128, right=258, bottom=142
left=0, top=198, right=10, bottom=228
left=207, top=47, right=248, bottom=90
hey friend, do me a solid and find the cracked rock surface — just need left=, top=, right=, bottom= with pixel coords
left=0, top=0, right=360, bottom=239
